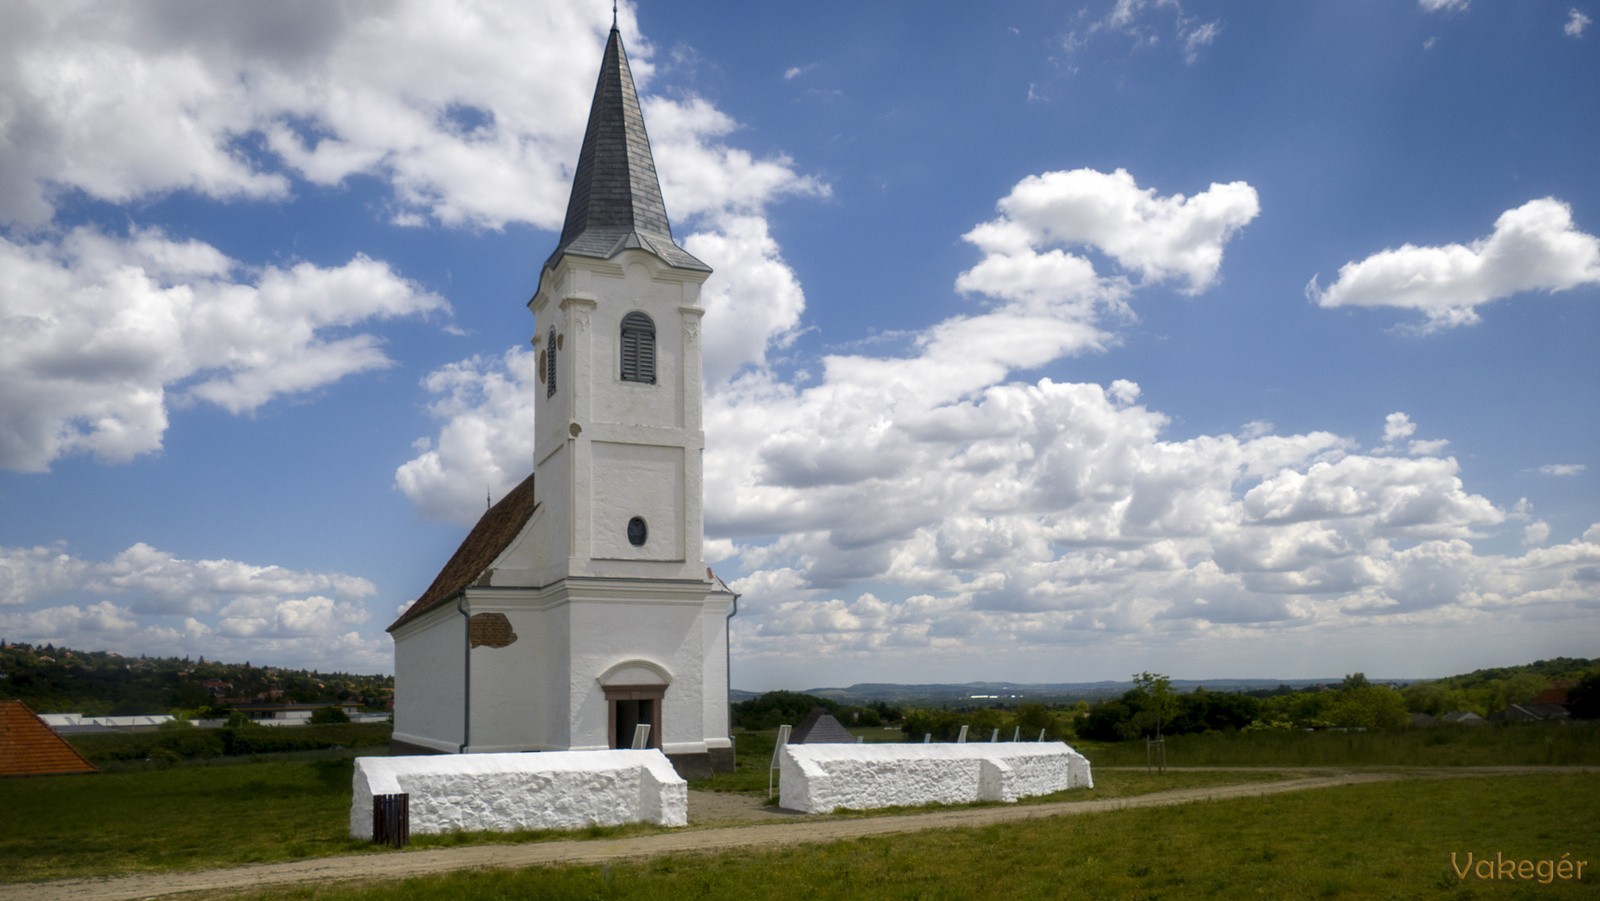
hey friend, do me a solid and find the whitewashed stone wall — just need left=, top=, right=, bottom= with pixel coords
left=779, top=742, right=1092, bottom=814
left=350, top=750, right=687, bottom=839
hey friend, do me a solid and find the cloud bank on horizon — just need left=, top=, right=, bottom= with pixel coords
left=1, top=0, right=1595, bottom=679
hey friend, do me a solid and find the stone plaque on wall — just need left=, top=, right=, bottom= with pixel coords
left=469, top=613, right=517, bottom=649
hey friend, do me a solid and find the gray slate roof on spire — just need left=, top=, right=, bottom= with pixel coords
left=544, top=27, right=708, bottom=275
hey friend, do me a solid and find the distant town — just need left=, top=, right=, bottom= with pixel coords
left=0, top=641, right=393, bottom=727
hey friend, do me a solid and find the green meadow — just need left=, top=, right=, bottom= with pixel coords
left=1, top=722, right=1595, bottom=896
left=0, top=752, right=1278, bottom=882
left=247, top=772, right=1598, bottom=901
left=1079, top=720, right=1600, bottom=768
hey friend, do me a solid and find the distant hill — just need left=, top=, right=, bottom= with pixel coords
left=1415, top=657, right=1594, bottom=691
left=733, top=659, right=1596, bottom=706
left=752, top=678, right=1385, bottom=705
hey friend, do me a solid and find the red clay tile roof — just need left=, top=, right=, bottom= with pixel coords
left=388, top=472, right=538, bottom=632
left=0, top=700, right=97, bottom=777
left=1532, top=687, right=1569, bottom=706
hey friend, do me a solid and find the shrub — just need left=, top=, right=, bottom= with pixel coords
left=1567, top=671, right=1600, bottom=719
left=67, top=722, right=390, bottom=763
left=309, top=706, right=351, bottom=725
left=732, top=691, right=838, bottom=730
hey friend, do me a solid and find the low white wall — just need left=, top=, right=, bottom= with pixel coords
left=350, top=749, right=687, bottom=839
left=779, top=742, right=1092, bottom=814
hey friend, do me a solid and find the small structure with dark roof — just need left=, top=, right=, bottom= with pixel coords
left=790, top=707, right=856, bottom=744
left=1495, top=703, right=1570, bottom=723
left=390, top=23, right=735, bottom=779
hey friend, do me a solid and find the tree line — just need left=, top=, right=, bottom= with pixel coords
left=731, top=658, right=1600, bottom=744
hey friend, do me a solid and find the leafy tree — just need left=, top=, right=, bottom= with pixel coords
left=732, top=691, right=838, bottom=730
left=310, top=705, right=351, bottom=725
left=1567, top=671, right=1600, bottom=720
left=1325, top=686, right=1409, bottom=729
left=1081, top=698, right=1140, bottom=742
left=1131, top=672, right=1175, bottom=739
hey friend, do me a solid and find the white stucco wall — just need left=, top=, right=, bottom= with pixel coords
left=350, top=750, right=687, bottom=839
left=523, top=251, right=709, bottom=588
left=388, top=246, right=727, bottom=763
left=391, top=606, right=465, bottom=753
left=700, top=596, right=732, bottom=749
left=779, top=742, right=1093, bottom=814
left=568, top=591, right=705, bottom=753
left=462, top=603, right=547, bottom=753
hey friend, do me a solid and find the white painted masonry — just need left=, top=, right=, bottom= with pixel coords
left=390, top=603, right=465, bottom=754
left=778, top=742, right=1093, bottom=814
left=389, top=27, right=735, bottom=776
left=349, top=750, right=687, bottom=839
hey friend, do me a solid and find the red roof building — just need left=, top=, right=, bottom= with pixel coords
left=0, top=700, right=97, bottom=777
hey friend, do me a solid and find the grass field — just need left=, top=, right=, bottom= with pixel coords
left=690, top=722, right=1600, bottom=793
left=242, top=772, right=1599, bottom=901
left=0, top=755, right=377, bottom=882
left=1079, top=721, right=1600, bottom=768
left=0, top=752, right=1281, bottom=882
left=4, top=723, right=1594, bottom=889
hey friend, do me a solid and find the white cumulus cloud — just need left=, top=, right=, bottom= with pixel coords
left=1307, top=198, right=1600, bottom=332
left=960, top=168, right=1260, bottom=298
left=394, top=348, right=540, bottom=526
left=0, top=226, right=446, bottom=472
left=1566, top=8, right=1592, bottom=36
left=385, top=155, right=1600, bottom=674
left=0, top=542, right=386, bottom=670
left=1534, top=464, right=1587, bottom=476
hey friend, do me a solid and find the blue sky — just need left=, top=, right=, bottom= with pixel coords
left=1, top=0, right=1596, bottom=690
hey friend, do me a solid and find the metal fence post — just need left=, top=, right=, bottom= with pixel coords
left=769, top=724, right=792, bottom=799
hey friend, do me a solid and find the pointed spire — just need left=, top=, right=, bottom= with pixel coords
left=544, top=26, right=708, bottom=276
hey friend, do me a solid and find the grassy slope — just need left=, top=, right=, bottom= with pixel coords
left=0, top=758, right=376, bottom=882
left=249, top=773, right=1600, bottom=901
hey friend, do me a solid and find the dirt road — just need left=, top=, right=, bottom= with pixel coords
left=2, top=767, right=1588, bottom=901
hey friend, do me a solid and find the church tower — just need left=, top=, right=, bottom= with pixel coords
left=522, top=20, right=712, bottom=589
left=389, top=24, right=736, bottom=778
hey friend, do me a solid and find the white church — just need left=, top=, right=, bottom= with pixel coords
left=389, top=23, right=737, bottom=778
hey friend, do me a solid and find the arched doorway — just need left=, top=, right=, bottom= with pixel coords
left=598, top=661, right=669, bottom=751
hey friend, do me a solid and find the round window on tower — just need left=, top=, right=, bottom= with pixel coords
left=627, top=517, right=648, bottom=547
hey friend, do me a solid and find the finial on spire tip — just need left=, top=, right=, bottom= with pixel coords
left=612, top=0, right=618, bottom=30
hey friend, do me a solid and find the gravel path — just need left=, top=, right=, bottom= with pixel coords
left=2, top=766, right=1590, bottom=901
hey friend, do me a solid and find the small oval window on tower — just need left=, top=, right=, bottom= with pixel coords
left=627, top=516, right=648, bottom=547
left=620, top=312, right=656, bottom=383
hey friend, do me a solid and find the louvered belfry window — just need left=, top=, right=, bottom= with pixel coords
left=620, top=312, right=656, bottom=383
left=545, top=328, right=557, bottom=398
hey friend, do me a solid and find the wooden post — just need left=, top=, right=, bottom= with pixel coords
left=1146, top=737, right=1166, bottom=774
left=372, top=793, right=409, bottom=848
